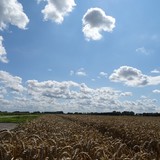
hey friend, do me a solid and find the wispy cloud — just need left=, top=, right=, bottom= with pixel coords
left=109, top=66, right=160, bottom=87
left=151, top=69, right=160, bottom=74
left=70, top=70, right=74, bottom=76
left=153, top=90, right=160, bottom=94
left=38, top=0, right=76, bottom=24
left=120, top=92, right=132, bottom=97
left=136, top=47, right=151, bottom=55
left=91, top=78, right=96, bottom=82
left=47, top=68, right=53, bottom=72
left=70, top=68, right=87, bottom=77
left=76, top=69, right=87, bottom=77
left=98, top=72, right=108, bottom=79
left=82, top=8, right=115, bottom=41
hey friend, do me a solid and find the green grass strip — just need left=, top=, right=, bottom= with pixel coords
left=0, top=115, right=40, bottom=123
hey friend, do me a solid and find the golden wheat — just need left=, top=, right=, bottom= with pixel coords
left=0, top=115, right=160, bottom=159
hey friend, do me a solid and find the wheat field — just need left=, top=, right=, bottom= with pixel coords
left=0, top=114, right=160, bottom=160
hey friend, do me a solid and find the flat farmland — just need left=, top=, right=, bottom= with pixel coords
left=0, top=115, right=160, bottom=160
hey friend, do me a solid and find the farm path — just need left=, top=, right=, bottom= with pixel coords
left=0, top=123, right=17, bottom=130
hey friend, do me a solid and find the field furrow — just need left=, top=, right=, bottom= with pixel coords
left=0, top=115, right=160, bottom=160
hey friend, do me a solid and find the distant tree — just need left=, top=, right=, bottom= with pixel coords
left=122, top=111, right=135, bottom=116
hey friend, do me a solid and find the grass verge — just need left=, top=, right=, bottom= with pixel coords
left=0, top=114, right=40, bottom=123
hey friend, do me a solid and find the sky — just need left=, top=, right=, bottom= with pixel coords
left=0, top=0, right=160, bottom=113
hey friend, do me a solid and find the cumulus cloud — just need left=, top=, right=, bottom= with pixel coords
left=0, top=36, right=8, bottom=63
left=109, top=66, right=149, bottom=87
left=123, top=98, right=157, bottom=113
left=0, top=70, right=159, bottom=113
left=27, top=80, right=80, bottom=99
left=39, top=0, right=76, bottom=24
left=0, top=0, right=29, bottom=63
left=109, top=66, right=160, bottom=87
left=0, top=0, right=29, bottom=30
left=82, top=8, right=115, bottom=41
left=0, top=70, right=24, bottom=92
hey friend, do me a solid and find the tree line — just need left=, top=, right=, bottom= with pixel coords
left=1, top=110, right=160, bottom=116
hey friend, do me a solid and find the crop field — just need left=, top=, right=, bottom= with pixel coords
left=0, top=115, right=160, bottom=160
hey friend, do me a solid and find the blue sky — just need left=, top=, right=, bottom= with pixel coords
left=0, top=0, right=160, bottom=113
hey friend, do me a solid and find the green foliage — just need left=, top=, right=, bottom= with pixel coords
left=0, top=115, right=40, bottom=123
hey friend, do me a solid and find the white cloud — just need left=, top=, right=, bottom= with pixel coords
left=109, top=66, right=160, bottom=87
left=0, top=87, right=7, bottom=101
left=0, top=70, right=24, bottom=92
left=0, top=0, right=29, bottom=63
left=0, top=70, right=159, bottom=113
left=153, top=90, right=160, bottom=94
left=109, top=66, right=148, bottom=87
left=0, top=36, right=8, bottom=63
left=136, top=47, right=151, bottom=55
left=76, top=68, right=87, bottom=76
left=148, top=76, right=160, bottom=86
left=120, top=92, right=132, bottom=97
left=151, top=69, right=160, bottom=74
left=0, top=0, right=29, bottom=30
left=82, top=8, right=115, bottom=41
left=140, top=95, right=147, bottom=99
left=39, top=0, right=76, bottom=24
left=123, top=98, right=157, bottom=113
left=98, top=72, right=108, bottom=78
left=70, top=68, right=87, bottom=77
left=27, top=80, right=80, bottom=99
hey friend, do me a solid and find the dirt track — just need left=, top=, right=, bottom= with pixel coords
left=0, top=123, right=17, bottom=130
